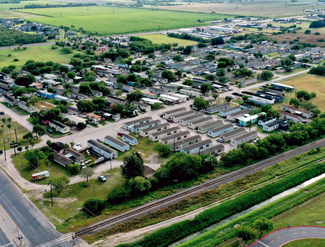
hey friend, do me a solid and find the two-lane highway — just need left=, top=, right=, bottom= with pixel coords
left=0, top=227, right=12, bottom=247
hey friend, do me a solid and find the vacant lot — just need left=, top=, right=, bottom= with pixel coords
left=34, top=101, right=55, bottom=110
left=0, top=45, right=79, bottom=69
left=159, top=1, right=309, bottom=18
left=18, top=6, right=232, bottom=35
left=139, top=34, right=198, bottom=46
left=267, top=31, right=325, bottom=47
left=281, top=75, right=325, bottom=111
left=283, top=239, right=325, bottom=247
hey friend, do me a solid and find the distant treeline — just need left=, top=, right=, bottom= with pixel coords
left=167, top=33, right=210, bottom=43
left=11, top=2, right=97, bottom=9
left=0, top=26, right=45, bottom=47
left=309, top=20, right=325, bottom=28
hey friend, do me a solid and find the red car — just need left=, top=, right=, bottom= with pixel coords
left=167, top=118, right=174, bottom=123
left=117, top=132, right=124, bottom=137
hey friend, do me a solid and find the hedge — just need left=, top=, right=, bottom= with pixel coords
left=117, top=162, right=325, bottom=247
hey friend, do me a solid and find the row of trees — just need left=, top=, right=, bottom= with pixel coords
left=0, top=26, right=45, bottom=47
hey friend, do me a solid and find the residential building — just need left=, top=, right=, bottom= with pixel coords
left=258, top=117, right=277, bottom=126
left=50, top=142, right=65, bottom=153
left=198, top=120, right=223, bottom=133
left=66, top=106, right=80, bottom=116
left=200, top=144, right=225, bottom=155
left=49, top=119, right=70, bottom=134
left=219, top=106, right=241, bottom=117
left=122, top=134, right=138, bottom=146
left=159, top=131, right=190, bottom=145
left=123, top=116, right=152, bottom=130
left=231, top=131, right=258, bottom=146
left=85, top=113, right=102, bottom=125
left=4, top=95, right=17, bottom=106
left=104, top=135, right=130, bottom=152
left=161, top=107, right=186, bottom=119
left=263, top=119, right=289, bottom=132
left=280, top=105, right=313, bottom=119
left=170, top=135, right=202, bottom=151
left=131, top=119, right=161, bottom=133
left=70, top=92, right=88, bottom=100
left=179, top=89, right=202, bottom=98
left=53, top=153, right=72, bottom=168
left=18, top=101, right=37, bottom=113
left=239, top=113, right=265, bottom=126
left=206, top=102, right=231, bottom=114
left=92, top=90, right=103, bottom=97
left=149, top=126, right=180, bottom=141
left=208, top=124, right=234, bottom=138
left=169, top=111, right=197, bottom=122
left=139, top=123, right=170, bottom=137
left=179, top=114, right=204, bottom=126
left=220, top=128, right=246, bottom=142
left=65, top=149, right=85, bottom=163
left=160, top=94, right=180, bottom=105
left=142, top=91, right=157, bottom=99
left=55, top=95, right=71, bottom=102
left=87, top=139, right=118, bottom=159
left=226, top=109, right=250, bottom=121
left=180, top=139, right=213, bottom=154
left=38, top=90, right=55, bottom=99
left=132, top=101, right=151, bottom=112
left=65, top=115, right=86, bottom=125
left=188, top=117, right=214, bottom=129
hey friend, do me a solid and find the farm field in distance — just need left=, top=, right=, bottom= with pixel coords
left=0, top=45, right=80, bottom=69
left=158, top=1, right=311, bottom=18
left=139, top=34, right=198, bottom=46
left=281, top=75, right=325, bottom=112
left=17, top=6, right=233, bottom=35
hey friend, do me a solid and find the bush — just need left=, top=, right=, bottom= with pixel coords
left=107, top=187, right=131, bottom=204
left=69, top=163, right=81, bottom=175
left=260, top=71, right=274, bottom=81
left=82, top=198, right=106, bottom=216
left=155, top=143, right=172, bottom=158
left=77, top=122, right=87, bottom=130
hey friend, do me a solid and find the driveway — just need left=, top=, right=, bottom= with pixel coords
left=248, top=226, right=325, bottom=247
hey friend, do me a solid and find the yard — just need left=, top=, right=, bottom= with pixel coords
left=139, top=34, right=198, bottom=46
left=34, top=101, right=55, bottom=110
left=0, top=45, right=79, bottom=69
left=31, top=168, right=125, bottom=230
left=1, top=102, right=30, bottom=116
left=280, top=75, right=325, bottom=112
left=17, top=6, right=231, bottom=35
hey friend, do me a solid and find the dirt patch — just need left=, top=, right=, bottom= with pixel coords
left=266, top=31, right=325, bottom=47
left=35, top=101, right=55, bottom=110
left=35, top=192, right=78, bottom=208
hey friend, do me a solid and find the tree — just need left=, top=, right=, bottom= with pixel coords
left=183, top=79, right=194, bottom=86
left=205, top=74, right=216, bottom=81
left=83, top=71, right=96, bottom=81
left=77, top=122, right=87, bottom=130
left=212, top=93, right=219, bottom=101
left=183, top=46, right=192, bottom=55
left=290, top=98, right=301, bottom=108
left=267, top=109, right=280, bottom=118
left=127, top=89, right=144, bottom=102
left=70, top=141, right=75, bottom=148
left=80, top=167, right=94, bottom=183
left=67, top=71, right=76, bottom=79
left=17, top=146, right=22, bottom=153
left=155, top=143, right=172, bottom=157
left=161, top=70, right=176, bottom=82
left=242, top=95, right=248, bottom=102
left=79, top=83, right=92, bottom=94
left=172, top=55, right=183, bottom=62
left=304, top=29, right=311, bottom=34
left=32, top=124, right=46, bottom=139
left=82, top=198, right=106, bottom=215
left=211, top=37, right=225, bottom=46
left=15, top=75, right=35, bottom=87
left=151, top=102, right=162, bottom=110
left=216, top=68, right=225, bottom=78
left=193, top=97, right=209, bottom=111
left=48, top=175, right=70, bottom=194
left=115, top=90, right=123, bottom=97
left=253, top=217, right=273, bottom=235
left=121, top=152, right=144, bottom=180
left=25, top=146, right=29, bottom=151
left=23, top=132, right=33, bottom=140
left=237, top=226, right=257, bottom=243
left=260, top=71, right=274, bottom=81
left=206, top=53, right=215, bottom=61
left=199, top=154, right=218, bottom=173
left=141, top=78, right=153, bottom=87
left=128, top=176, right=151, bottom=195
left=225, top=96, right=232, bottom=102
left=77, top=100, right=96, bottom=112
left=200, top=83, right=213, bottom=95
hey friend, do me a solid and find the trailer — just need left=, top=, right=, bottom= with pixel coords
left=32, top=171, right=50, bottom=181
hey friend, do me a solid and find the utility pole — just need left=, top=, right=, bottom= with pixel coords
left=288, top=204, right=293, bottom=227
left=173, top=136, right=176, bottom=152
left=50, top=181, right=53, bottom=207
left=92, top=184, right=95, bottom=197
left=3, top=139, right=6, bottom=161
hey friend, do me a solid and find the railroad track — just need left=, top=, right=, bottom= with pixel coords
left=76, top=138, right=325, bottom=236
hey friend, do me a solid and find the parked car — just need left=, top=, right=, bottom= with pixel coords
left=0, top=112, right=4, bottom=115
left=236, top=124, right=244, bottom=127
left=167, top=118, right=174, bottom=123
left=98, top=175, right=107, bottom=182
left=81, top=164, right=87, bottom=169
left=47, top=128, right=53, bottom=134
left=97, top=139, right=102, bottom=143
left=117, top=132, right=124, bottom=137
left=160, top=114, right=164, bottom=117
left=217, top=138, right=225, bottom=143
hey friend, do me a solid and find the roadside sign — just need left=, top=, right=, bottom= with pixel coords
left=10, top=142, right=18, bottom=148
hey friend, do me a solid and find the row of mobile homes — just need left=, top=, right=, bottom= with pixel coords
left=149, top=126, right=180, bottom=141
left=171, top=135, right=202, bottom=151
left=123, top=116, right=152, bottom=130
left=104, top=135, right=130, bottom=152
left=180, top=139, right=213, bottom=154
left=230, top=131, right=258, bottom=147
left=131, top=119, right=161, bottom=133
left=208, top=124, right=234, bottom=138
left=220, top=128, right=246, bottom=142
left=159, top=131, right=191, bottom=145
left=161, top=107, right=186, bottom=119
left=206, top=103, right=230, bottom=114
left=197, top=120, right=223, bottom=133
left=140, top=123, right=170, bottom=137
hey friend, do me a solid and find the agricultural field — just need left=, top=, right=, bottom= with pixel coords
left=139, top=34, right=198, bottom=46
left=283, top=239, right=325, bottom=247
left=158, top=1, right=310, bottom=18
left=17, top=6, right=233, bottom=35
left=0, top=45, right=80, bottom=70
left=281, top=75, right=325, bottom=112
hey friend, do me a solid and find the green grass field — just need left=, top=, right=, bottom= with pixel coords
left=0, top=45, right=79, bottom=70
left=139, top=34, right=198, bottom=46
left=283, top=239, right=325, bottom=247
left=281, top=75, right=325, bottom=112
left=17, top=6, right=232, bottom=35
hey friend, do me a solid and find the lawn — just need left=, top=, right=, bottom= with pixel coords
left=139, top=34, right=198, bottom=46
left=31, top=168, right=125, bottom=230
left=17, top=6, right=232, bottom=35
left=0, top=115, right=39, bottom=150
left=1, top=102, right=29, bottom=116
left=280, top=75, right=325, bottom=112
left=159, top=1, right=310, bottom=18
left=13, top=149, right=71, bottom=185
left=283, top=239, right=325, bottom=247
left=0, top=45, right=80, bottom=70
left=275, top=67, right=308, bottom=76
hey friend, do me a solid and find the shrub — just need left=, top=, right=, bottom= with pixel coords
left=155, top=143, right=172, bottom=158
left=82, top=198, right=106, bottom=216
left=69, top=163, right=81, bottom=175
left=107, top=187, right=131, bottom=204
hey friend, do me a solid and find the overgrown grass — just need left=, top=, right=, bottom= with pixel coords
left=82, top=148, right=325, bottom=243
left=283, top=239, right=325, bottom=247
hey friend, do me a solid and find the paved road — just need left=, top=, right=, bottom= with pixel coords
left=249, top=226, right=325, bottom=247
left=0, top=169, right=70, bottom=247
left=0, top=227, right=12, bottom=247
